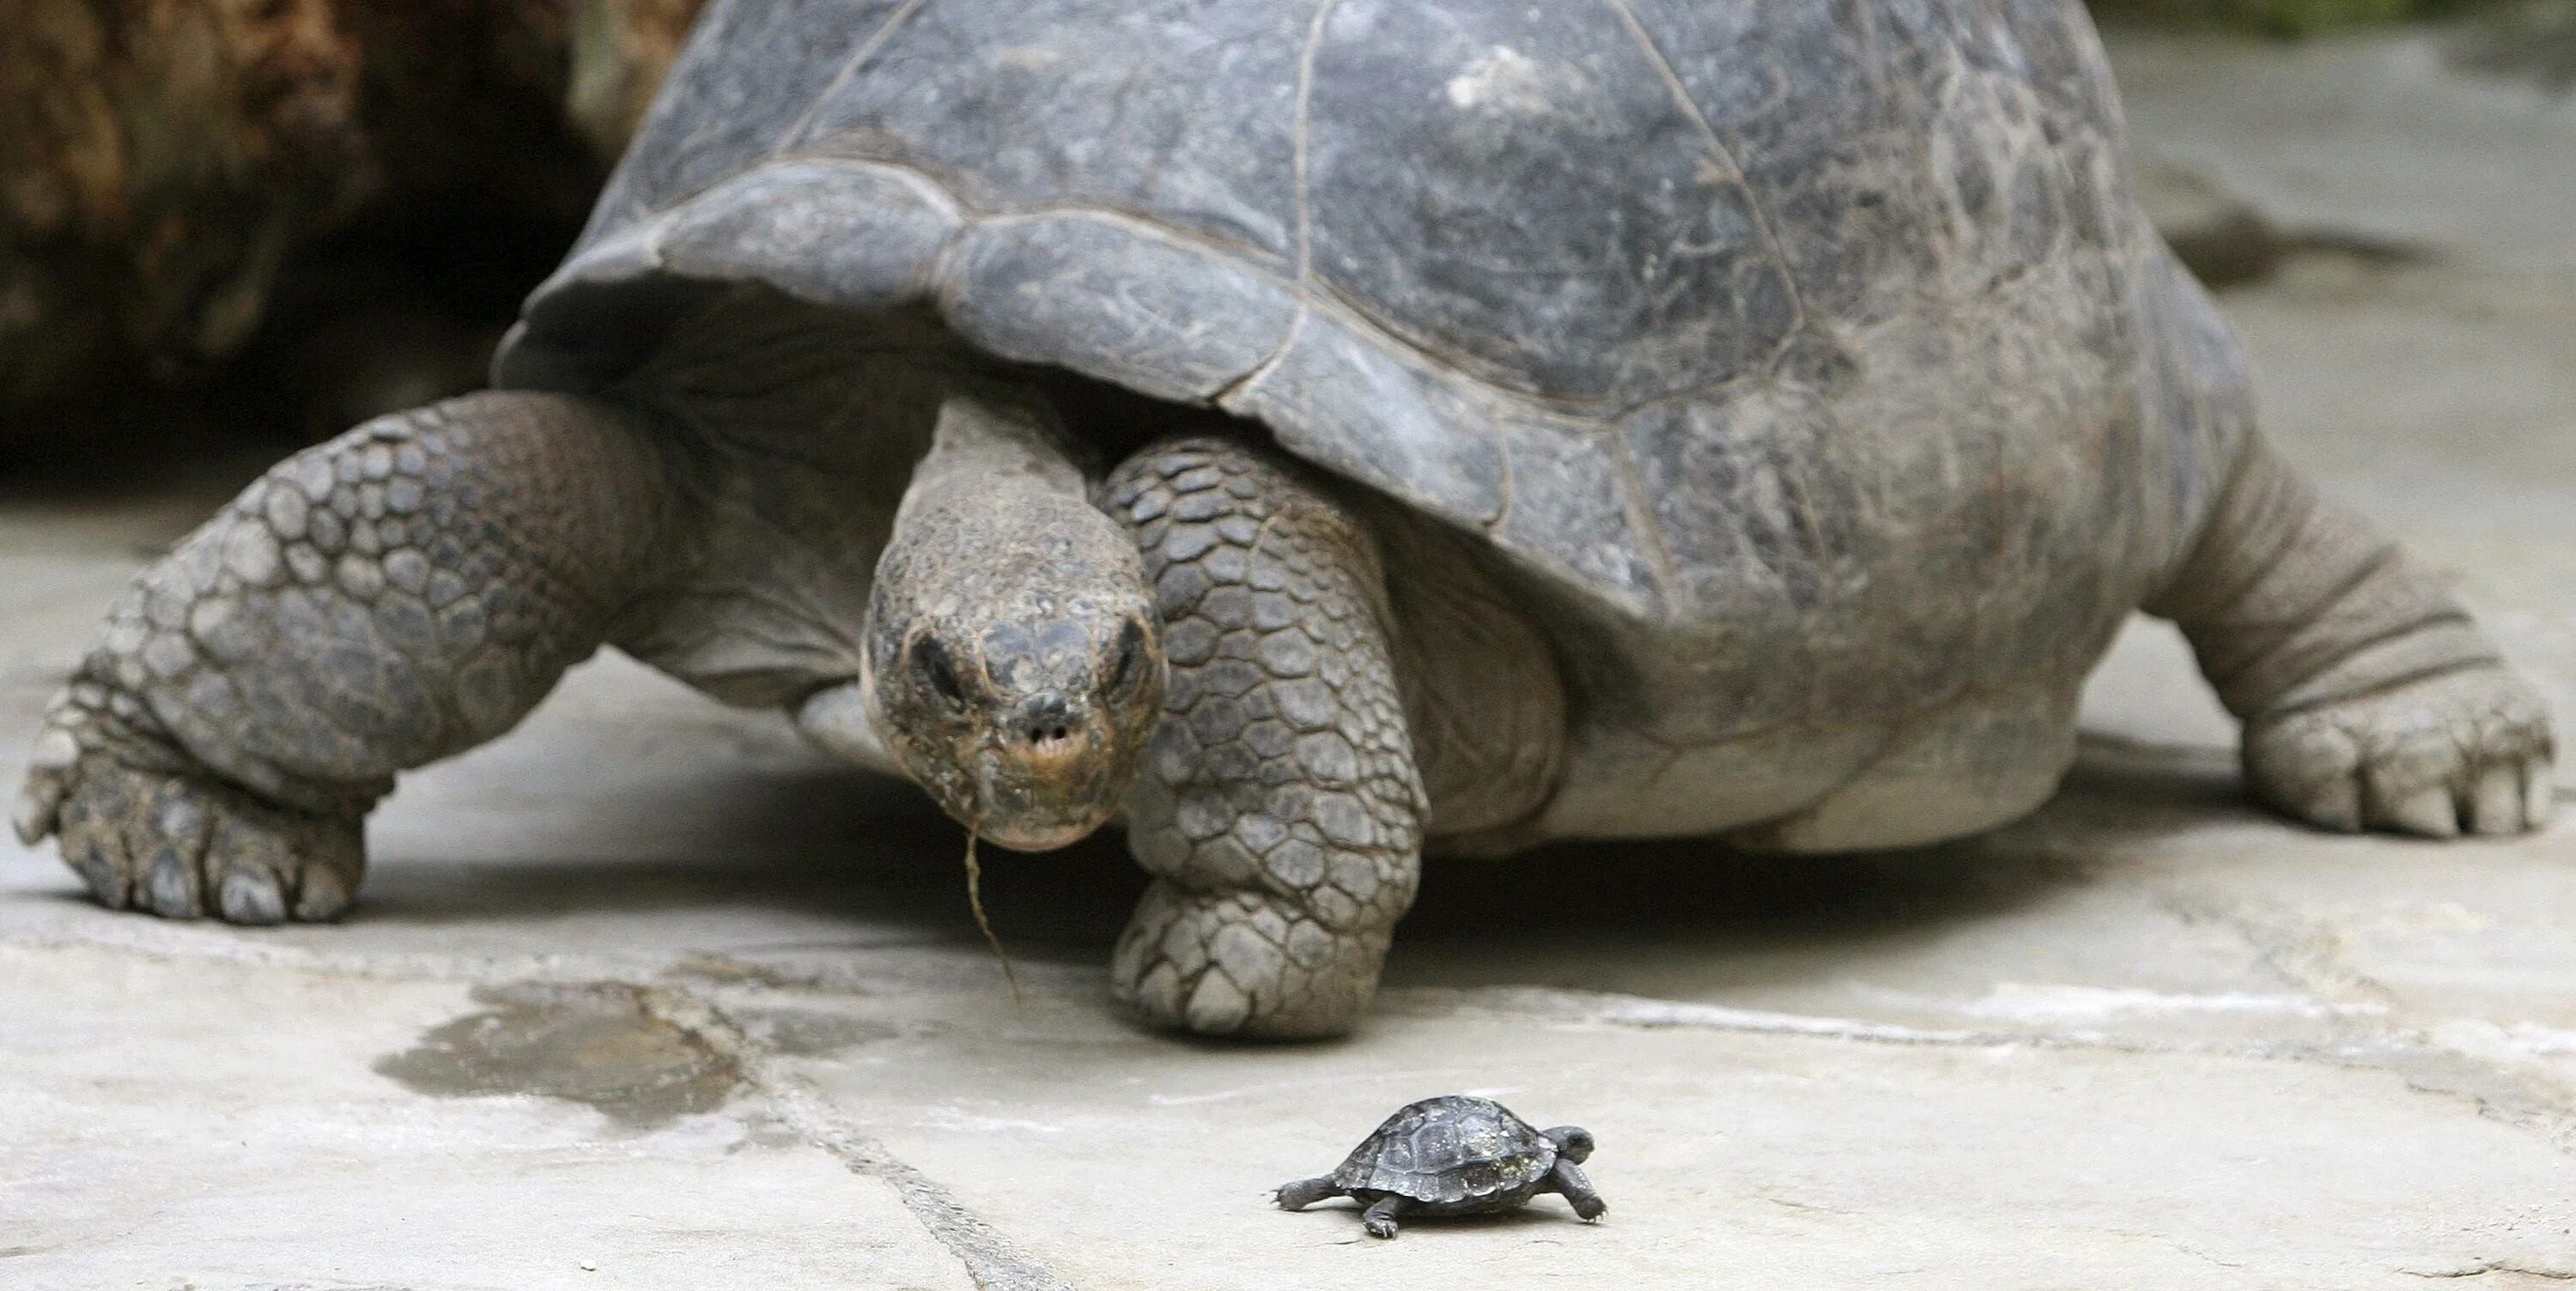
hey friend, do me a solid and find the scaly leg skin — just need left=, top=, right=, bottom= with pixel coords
left=1549, top=1161, right=1607, bottom=1221
left=1101, top=439, right=1425, bottom=1039
left=1360, top=1195, right=1410, bottom=1239
left=15, top=391, right=679, bottom=921
left=2149, top=437, right=2555, bottom=836
left=1273, top=1177, right=1344, bottom=1211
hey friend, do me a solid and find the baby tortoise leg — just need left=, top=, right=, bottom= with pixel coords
left=1273, top=1177, right=1345, bottom=1210
left=1102, top=439, right=1425, bottom=1039
left=1548, top=1161, right=1607, bottom=1221
left=15, top=391, right=681, bottom=921
left=1360, top=1195, right=1410, bottom=1239
left=2149, top=437, right=2554, bottom=836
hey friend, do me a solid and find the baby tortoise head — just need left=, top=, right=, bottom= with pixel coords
left=1543, top=1125, right=1595, bottom=1163
left=862, top=482, right=1164, bottom=852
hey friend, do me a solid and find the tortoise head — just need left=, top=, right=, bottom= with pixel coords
left=852, top=397, right=1166, bottom=852
left=1542, top=1126, right=1595, bottom=1163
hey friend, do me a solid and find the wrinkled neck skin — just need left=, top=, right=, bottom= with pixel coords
left=846, top=393, right=1163, bottom=851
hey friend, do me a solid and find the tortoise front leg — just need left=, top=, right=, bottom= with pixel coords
left=15, top=392, right=683, bottom=921
left=1102, top=439, right=1425, bottom=1039
left=1548, top=1160, right=1607, bottom=1221
left=1273, top=1177, right=1344, bottom=1210
left=1359, top=1194, right=1411, bottom=1239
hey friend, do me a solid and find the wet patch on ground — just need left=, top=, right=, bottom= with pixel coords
left=731, top=1006, right=900, bottom=1057
left=375, top=983, right=740, bottom=1128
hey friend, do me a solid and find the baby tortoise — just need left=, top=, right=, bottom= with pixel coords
left=1276, top=1095, right=1605, bottom=1239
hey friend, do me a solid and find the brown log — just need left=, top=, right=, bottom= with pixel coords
left=0, top=0, right=703, bottom=422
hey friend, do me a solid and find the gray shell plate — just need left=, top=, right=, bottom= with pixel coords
left=497, top=0, right=2241, bottom=647
left=1329, top=1095, right=1555, bottom=1204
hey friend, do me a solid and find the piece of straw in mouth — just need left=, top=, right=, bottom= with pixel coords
left=963, top=828, right=1024, bottom=1005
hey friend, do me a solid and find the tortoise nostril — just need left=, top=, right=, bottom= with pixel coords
left=1007, top=695, right=1078, bottom=752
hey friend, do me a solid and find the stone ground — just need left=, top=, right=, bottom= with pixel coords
left=5, top=26, right=2574, bottom=1291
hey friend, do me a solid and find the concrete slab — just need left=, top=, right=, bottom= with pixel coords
left=752, top=980, right=2576, bottom=1290
left=0, top=946, right=975, bottom=1291
left=3, top=24, right=2573, bottom=1291
left=2105, top=24, right=2576, bottom=275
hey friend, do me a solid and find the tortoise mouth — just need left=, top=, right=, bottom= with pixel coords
left=972, top=815, right=1105, bottom=852
left=955, top=733, right=1127, bottom=852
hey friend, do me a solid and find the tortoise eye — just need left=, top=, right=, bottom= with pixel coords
left=914, top=636, right=966, bottom=708
left=1106, top=619, right=1147, bottom=694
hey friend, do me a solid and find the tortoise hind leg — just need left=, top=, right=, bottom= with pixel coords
left=2148, top=436, right=2554, bottom=835
left=1273, top=1177, right=1343, bottom=1210
left=15, top=392, right=687, bottom=920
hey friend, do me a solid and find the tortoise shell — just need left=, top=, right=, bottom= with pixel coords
left=1329, top=1095, right=1557, bottom=1204
left=495, top=0, right=2218, bottom=642
left=487, top=0, right=2250, bottom=842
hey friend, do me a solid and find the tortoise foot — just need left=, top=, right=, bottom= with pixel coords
left=2245, top=664, right=2555, bottom=837
left=1112, top=881, right=1387, bottom=1039
left=23, top=753, right=363, bottom=924
left=1359, top=1196, right=1408, bottom=1239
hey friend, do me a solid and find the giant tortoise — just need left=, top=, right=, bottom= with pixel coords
left=19, top=0, right=2554, bottom=1039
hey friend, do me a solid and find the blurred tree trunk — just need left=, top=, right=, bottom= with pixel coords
left=0, top=0, right=702, bottom=422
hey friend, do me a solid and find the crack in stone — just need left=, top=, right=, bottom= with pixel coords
left=2148, top=888, right=2399, bottom=1012
left=2063, top=1226, right=2251, bottom=1271
left=637, top=986, right=1074, bottom=1291
left=2144, top=886, right=2576, bottom=1157
left=1383, top=985, right=2019, bottom=1046
left=1386, top=981, right=2576, bottom=1161
left=1385, top=982, right=2355, bottom=1064
left=2403, top=1262, right=2576, bottom=1281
